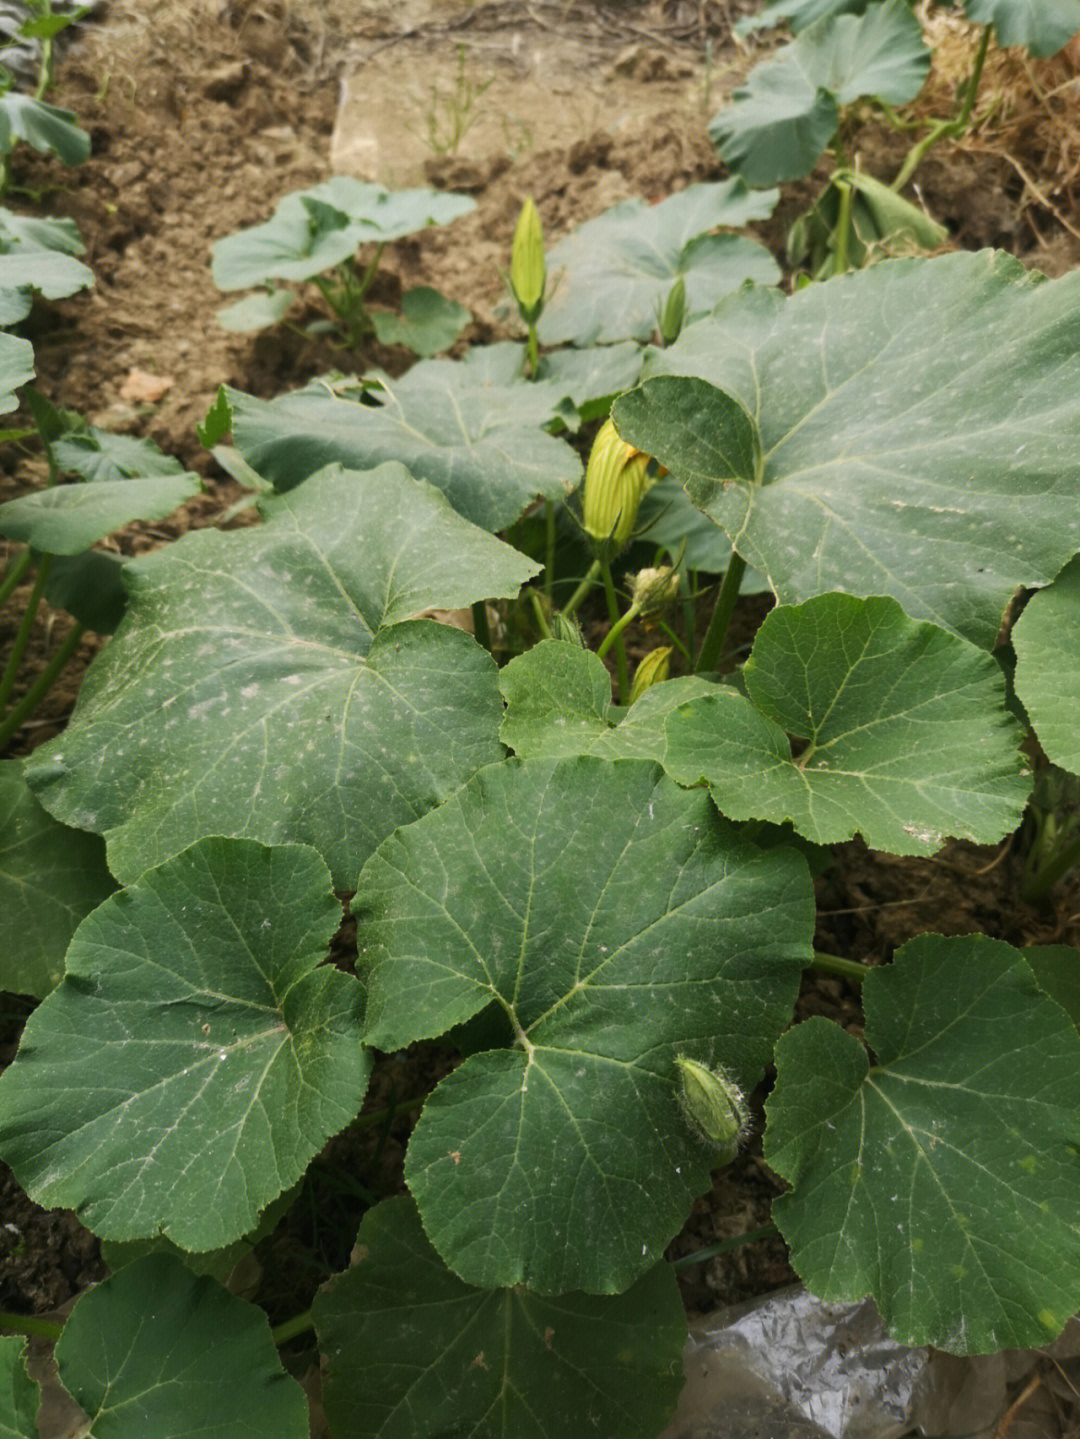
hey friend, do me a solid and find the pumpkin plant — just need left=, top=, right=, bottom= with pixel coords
left=3, top=184, right=1080, bottom=1436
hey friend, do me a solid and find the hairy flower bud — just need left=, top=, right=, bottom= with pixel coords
left=510, top=197, right=546, bottom=324
left=628, top=646, right=671, bottom=705
left=581, top=419, right=653, bottom=556
left=550, top=611, right=585, bottom=647
left=629, top=566, right=679, bottom=618
left=675, top=1055, right=748, bottom=1161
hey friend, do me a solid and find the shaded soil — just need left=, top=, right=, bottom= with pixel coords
left=3, top=2, right=1080, bottom=1435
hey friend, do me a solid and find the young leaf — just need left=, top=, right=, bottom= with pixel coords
left=0, top=94, right=90, bottom=166
left=962, top=0, right=1080, bottom=56
left=313, top=1196, right=687, bottom=1439
left=225, top=349, right=583, bottom=531
left=51, top=427, right=188, bottom=484
left=355, top=756, right=815, bottom=1292
left=0, top=472, right=201, bottom=553
left=662, top=594, right=1030, bottom=855
left=0, top=838, right=369, bottom=1250
left=0, top=759, right=116, bottom=999
left=54, top=1254, right=309, bottom=1436
left=616, top=251, right=1080, bottom=648
left=1012, top=554, right=1080, bottom=775
left=498, top=639, right=714, bottom=760
left=766, top=935, right=1080, bottom=1352
left=710, top=0, right=930, bottom=187
left=23, top=463, right=523, bottom=887
left=0, top=1336, right=39, bottom=1438
left=370, top=285, right=471, bottom=357
left=538, top=180, right=780, bottom=347
left=0, top=248, right=93, bottom=324
left=214, top=286, right=295, bottom=333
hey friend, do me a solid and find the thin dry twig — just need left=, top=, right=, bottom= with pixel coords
left=993, top=1373, right=1044, bottom=1438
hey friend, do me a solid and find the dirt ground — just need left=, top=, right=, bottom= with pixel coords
left=4, top=1, right=1080, bottom=1434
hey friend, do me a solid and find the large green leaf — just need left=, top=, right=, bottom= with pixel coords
left=0, top=1338, right=37, bottom=1439
left=0, top=838, right=369, bottom=1250
left=371, top=285, right=471, bottom=357
left=765, top=935, right=1080, bottom=1351
left=709, top=0, right=930, bottom=186
left=0, top=331, right=34, bottom=414
left=54, top=1253, right=309, bottom=1436
left=735, top=0, right=869, bottom=36
left=211, top=178, right=476, bottom=290
left=0, top=249, right=93, bottom=324
left=313, top=1196, right=687, bottom=1439
left=498, top=640, right=715, bottom=760
left=1013, top=554, right=1080, bottom=774
left=0, top=473, right=202, bottom=553
left=0, top=759, right=116, bottom=999
left=354, top=756, right=815, bottom=1293
left=662, top=594, right=1029, bottom=855
left=538, top=181, right=780, bottom=347
left=0, top=94, right=90, bottom=166
left=962, top=0, right=1080, bottom=55
left=23, top=464, right=521, bottom=887
left=638, top=475, right=770, bottom=586
left=613, top=251, right=1080, bottom=648
left=42, top=549, right=127, bottom=633
left=0, top=207, right=85, bottom=256
left=225, top=350, right=584, bottom=531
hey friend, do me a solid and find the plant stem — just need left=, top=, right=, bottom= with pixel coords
left=599, top=560, right=629, bottom=700
left=561, top=559, right=601, bottom=618
left=834, top=176, right=853, bottom=274
left=809, top=950, right=869, bottom=985
left=0, top=555, right=51, bottom=716
left=352, top=1094, right=425, bottom=1132
left=891, top=29, right=990, bottom=193
left=670, top=1223, right=777, bottom=1269
left=0, top=1310, right=64, bottom=1342
left=694, top=553, right=746, bottom=674
left=0, top=547, right=32, bottom=608
left=0, top=622, right=85, bottom=750
left=596, top=600, right=641, bottom=661
left=526, top=322, right=539, bottom=379
left=544, top=500, right=556, bottom=599
left=1021, top=829, right=1080, bottom=904
left=957, top=26, right=991, bottom=129
left=529, top=589, right=553, bottom=639
left=271, top=1309, right=314, bottom=1347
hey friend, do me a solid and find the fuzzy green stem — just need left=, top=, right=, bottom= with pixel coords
left=529, top=589, right=553, bottom=639
left=1021, top=829, right=1080, bottom=904
left=544, top=500, right=556, bottom=599
left=957, top=26, right=991, bottom=129
left=0, top=547, right=32, bottom=608
left=271, top=1310, right=314, bottom=1347
left=596, top=600, right=643, bottom=661
left=892, top=118, right=955, bottom=192
left=0, top=621, right=85, bottom=750
left=0, top=1310, right=64, bottom=1342
left=694, top=553, right=746, bottom=674
left=834, top=177, right=853, bottom=274
left=810, top=951, right=869, bottom=985
left=0, top=555, right=51, bottom=715
left=599, top=561, right=629, bottom=700
left=670, top=1223, right=777, bottom=1269
left=561, top=559, right=602, bottom=618
left=526, top=322, right=539, bottom=379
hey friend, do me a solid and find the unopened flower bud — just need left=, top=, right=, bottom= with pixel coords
left=550, top=611, right=585, bottom=647
left=511, top=197, right=546, bottom=324
left=675, top=1055, right=748, bottom=1162
left=582, top=418, right=653, bottom=556
left=628, top=646, right=671, bottom=705
left=658, top=274, right=686, bottom=345
left=629, top=565, right=679, bottom=618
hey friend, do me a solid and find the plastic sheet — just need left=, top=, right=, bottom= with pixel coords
left=660, top=1284, right=1080, bottom=1439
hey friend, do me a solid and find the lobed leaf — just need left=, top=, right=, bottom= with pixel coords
left=23, top=463, right=522, bottom=887
left=354, top=756, right=815, bottom=1293
left=962, top=0, right=1080, bottom=55
left=54, top=1253, right=309, bottom=1436
left=0, top=759, right=116, bottom=999
left=614, top=251, right=1080, bottom=648
left=313, top=1196, right=687, bottom=1439
left=662, top=594, right=1030, bottom=855
left=709, top=0, right=930, bottom=186
left=765, top=935, right=1080, bottom=1351
left=0, top=472, right=202, bottom=553
left=538, top=180, right=780, bottom=346
left=0, top=838, right=369, bottom=1250
left=370, top=285, right=471, bottom=357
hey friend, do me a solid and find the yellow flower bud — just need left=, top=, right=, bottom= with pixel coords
left=628, top=646, right=671, bottom=705
left=629, top=566, right=680, bottom=618
left=510, top=197, right=546, bottom=323
left=675, top=1055, right=748, bottom=1161
left=581, top=418, right=653, bottom=555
